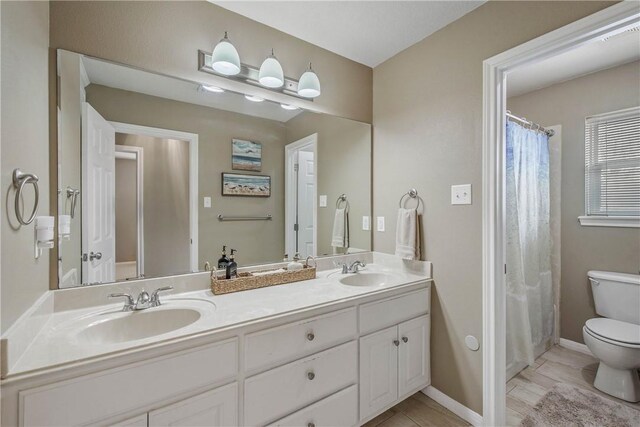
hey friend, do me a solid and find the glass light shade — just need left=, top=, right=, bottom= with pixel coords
left=211, top=32, right=241, bottom=76
left=297, top=64, right=321, bottom=98
left=201, top=85, right=225, bottom=93
left=281, top=103, right=298, bottom=110
left=259, top=53, right=284, bottom=88
left=244, top=95, right=264, bottom=102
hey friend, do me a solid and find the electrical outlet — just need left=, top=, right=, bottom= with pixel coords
left=362, top=216, right=370, bottom=231
left=319, top=195, right=327, bottom=208
left=376, top=216, right=385, bottom=232
left=203, top=196, right=211, bottom=208
left=451, top=184, right=472, bottom=205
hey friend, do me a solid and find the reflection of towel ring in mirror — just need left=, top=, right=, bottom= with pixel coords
left=336, top=194, right=350, bottom=212
left=399, top=188, right=423, bottom=211
left=12, top=168, right=39, bottom=225
left=66, top=187, right=80, bottom=218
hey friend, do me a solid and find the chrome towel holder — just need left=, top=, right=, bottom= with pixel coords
left=399, top=188, right=423, bottom=211
left=336, top=194, right=350, bottom=212
left=12, top=168, right=40, bottom=225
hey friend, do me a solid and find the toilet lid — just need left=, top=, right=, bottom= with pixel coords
left=585, top=318, right=640, bottom=345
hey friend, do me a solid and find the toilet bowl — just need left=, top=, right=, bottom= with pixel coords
left=583, top=271, right=640, bottom=403
left=583, top=318, right=640, bottom=402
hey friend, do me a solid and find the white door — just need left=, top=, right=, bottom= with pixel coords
left=148, top=383, right=238, bottom=427
left=359, top=325, right=399, bottom=421
left=82, top=102, right=116, bottom=284
left=398, top=315, right=431, bottom=396
left=297, top=150, right=315, bottom=258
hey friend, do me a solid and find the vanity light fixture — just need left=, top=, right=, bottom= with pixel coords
left=297, top=62, right=321, bottom=98
left=281, top=104, right=298, bottom=110
left=258, top=49, right=284, bottom=88
left=211, top=31, right=241, bottom=76
left=244, top=94, right=264, bottom=102
left=201, top=85, right=225, bottom=93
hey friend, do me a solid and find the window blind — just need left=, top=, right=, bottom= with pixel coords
left=585, top=106, right=640, bottom=217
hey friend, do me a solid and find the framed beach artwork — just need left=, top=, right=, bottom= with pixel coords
left=232, top=139, right=262, bottom=171
left=221, top=173, right=271, bottom=197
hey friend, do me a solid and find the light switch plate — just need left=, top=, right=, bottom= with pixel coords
left=319, top=195, right=327, bottom=208
left=362, top=216, right=370, bottom=231
left=203, top=196, right=211, bottom=208
left=451, top=184, right=472, bottom=205
left=376, top=216, right=385, bottom=232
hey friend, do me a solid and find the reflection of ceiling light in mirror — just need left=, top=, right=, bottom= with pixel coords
left=259, top=49, right=284, bottom=88
left=281, top=104, right=298, bottom=110
left=245, top=95, right=264, bottom=102
left=201, top=85, right=225, bottom=93
left=211, top=31, right=241, bottom=76
left=297, top=62, right=321, bottom=98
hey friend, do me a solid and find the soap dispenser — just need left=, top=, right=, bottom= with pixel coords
left=226, top=249, right=238, bottom=279
left=287, top=253, right=304, bottom=271
left=218, top=245, right=230, bottom=270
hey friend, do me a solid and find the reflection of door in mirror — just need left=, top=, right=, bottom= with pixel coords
left=285, top=134, right=317, bottom=259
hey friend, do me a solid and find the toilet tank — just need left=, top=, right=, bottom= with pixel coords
left=588, top=270, right=640, bottom=324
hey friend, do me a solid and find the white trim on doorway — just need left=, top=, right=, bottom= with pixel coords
left=115, top=145, right=144, bottom=277
left=285, top=133, right=318, bottom=259
left=481, top=3, right=640, bottom=425
left=110, top=122, right=200, bottom=273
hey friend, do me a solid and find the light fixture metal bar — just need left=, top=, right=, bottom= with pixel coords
left=198, top=50, right=309, bottom=100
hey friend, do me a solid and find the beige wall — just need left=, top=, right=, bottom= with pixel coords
left=372, top=0, right=616, bottom=413
left=49, top=1, right=372, bottom=123
left=1, top=1, right=50, bottom=334
left=286, top=112, right=372, bottom=255
left=508, top=61, right=640, bottom=344
left=115, top=158, right=137, bottom=263
left=86, top=84, right=288, bottom=268
left=115, top=134, right=191, bottom=277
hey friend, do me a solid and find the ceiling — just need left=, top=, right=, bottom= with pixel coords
left=210, top=1, right=486, bottom=67
left=508, top=26, right=640, bottom=97
left=82, top=56, right=302, bottom=123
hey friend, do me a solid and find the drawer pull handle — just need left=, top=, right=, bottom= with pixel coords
left=307, top=371, right=315, bottom=380
left=307, top=332, right=315, bottom=341
left=393, top=339, right=400, bottom=347
left=308, top=423, right=315, bottom=427
left=402, top=336, right=409, bottom=343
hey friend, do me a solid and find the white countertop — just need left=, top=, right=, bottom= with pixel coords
left=2, top=253, right=431, bottom=381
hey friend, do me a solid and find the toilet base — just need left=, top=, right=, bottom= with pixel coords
left=593, top=362, right=640, bottom=403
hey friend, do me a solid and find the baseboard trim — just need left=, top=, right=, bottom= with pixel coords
left=421, top=386, right=482, bottom=427
left=559, top=338, right=593, bottom=356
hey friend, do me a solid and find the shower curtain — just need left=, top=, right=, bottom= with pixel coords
left=506, top=121, right=554, bottom=372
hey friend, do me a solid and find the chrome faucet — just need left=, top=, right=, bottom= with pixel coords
left=109, top=286, right=174, bottom=311
left=341, top=260, right=367, bottom=274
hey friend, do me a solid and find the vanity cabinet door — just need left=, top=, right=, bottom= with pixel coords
left=398, top=315, right=430, bottom=396
left=148, top=383, right=237, bottom=427
left=359, top=325, right=398, bottom=421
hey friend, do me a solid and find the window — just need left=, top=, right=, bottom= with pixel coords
left=581, top=106, right=640, bottom=227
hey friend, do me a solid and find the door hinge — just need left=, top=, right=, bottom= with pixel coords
left=504, top=264, right=507, bottom=274
left=294, top=223, right=299, bottom=232
left=294, top=163, right=299, bottom=172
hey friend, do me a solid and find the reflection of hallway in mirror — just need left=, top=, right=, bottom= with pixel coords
left=285, top=134, right=317, bottom=259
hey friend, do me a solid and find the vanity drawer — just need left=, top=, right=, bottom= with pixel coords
left=267, top=385, right=358, bottom=427
left=244, top=307, right=357, bottom=373
left=244, top=340, right=357, bottom=426
left=360, top=288, right=429, bottom=335
left=19, top=338, right=238, bottom=427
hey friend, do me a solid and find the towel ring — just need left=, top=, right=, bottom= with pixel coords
left=399, top=188, right=423, bottom=211
left=12, top=168, right=39, bottom=225
left=336, top=194, right=350, bottom=212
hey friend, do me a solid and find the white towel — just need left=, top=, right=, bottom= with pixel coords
left=395, top=208, right=421, bottom=260
left=331, top=208, right=349, bottom=248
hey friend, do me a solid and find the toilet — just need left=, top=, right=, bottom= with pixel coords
left=583, top=270, right=640, bottom=403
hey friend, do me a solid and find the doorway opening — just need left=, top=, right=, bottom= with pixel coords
left=285, top=133, right=318, bottom=259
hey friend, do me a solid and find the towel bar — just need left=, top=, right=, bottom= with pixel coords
left=218, top=214, right=272, bottom=221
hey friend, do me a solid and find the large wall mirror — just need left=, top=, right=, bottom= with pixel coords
left=55, top=49, right=372, bottom=288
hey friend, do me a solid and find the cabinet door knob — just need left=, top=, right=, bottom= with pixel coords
left=393, top=339, right=400, bottom=347
left=307, top=371, right=315, bottom=380
left=402, top=336, right=409, bottom=343
left=307, top=332, right=315, bottom=341
left=308, top=423, right=315, bottom=427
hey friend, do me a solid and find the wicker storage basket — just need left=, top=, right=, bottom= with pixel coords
left=211, top=265, right=316, bottom=295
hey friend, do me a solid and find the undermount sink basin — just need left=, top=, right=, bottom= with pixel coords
left=339, top=272, right=395, bottom=287
left=77, top=307, right=201, bottom=345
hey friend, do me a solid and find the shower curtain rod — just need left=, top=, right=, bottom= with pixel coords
left=506, top=110, right=555, bottom=137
